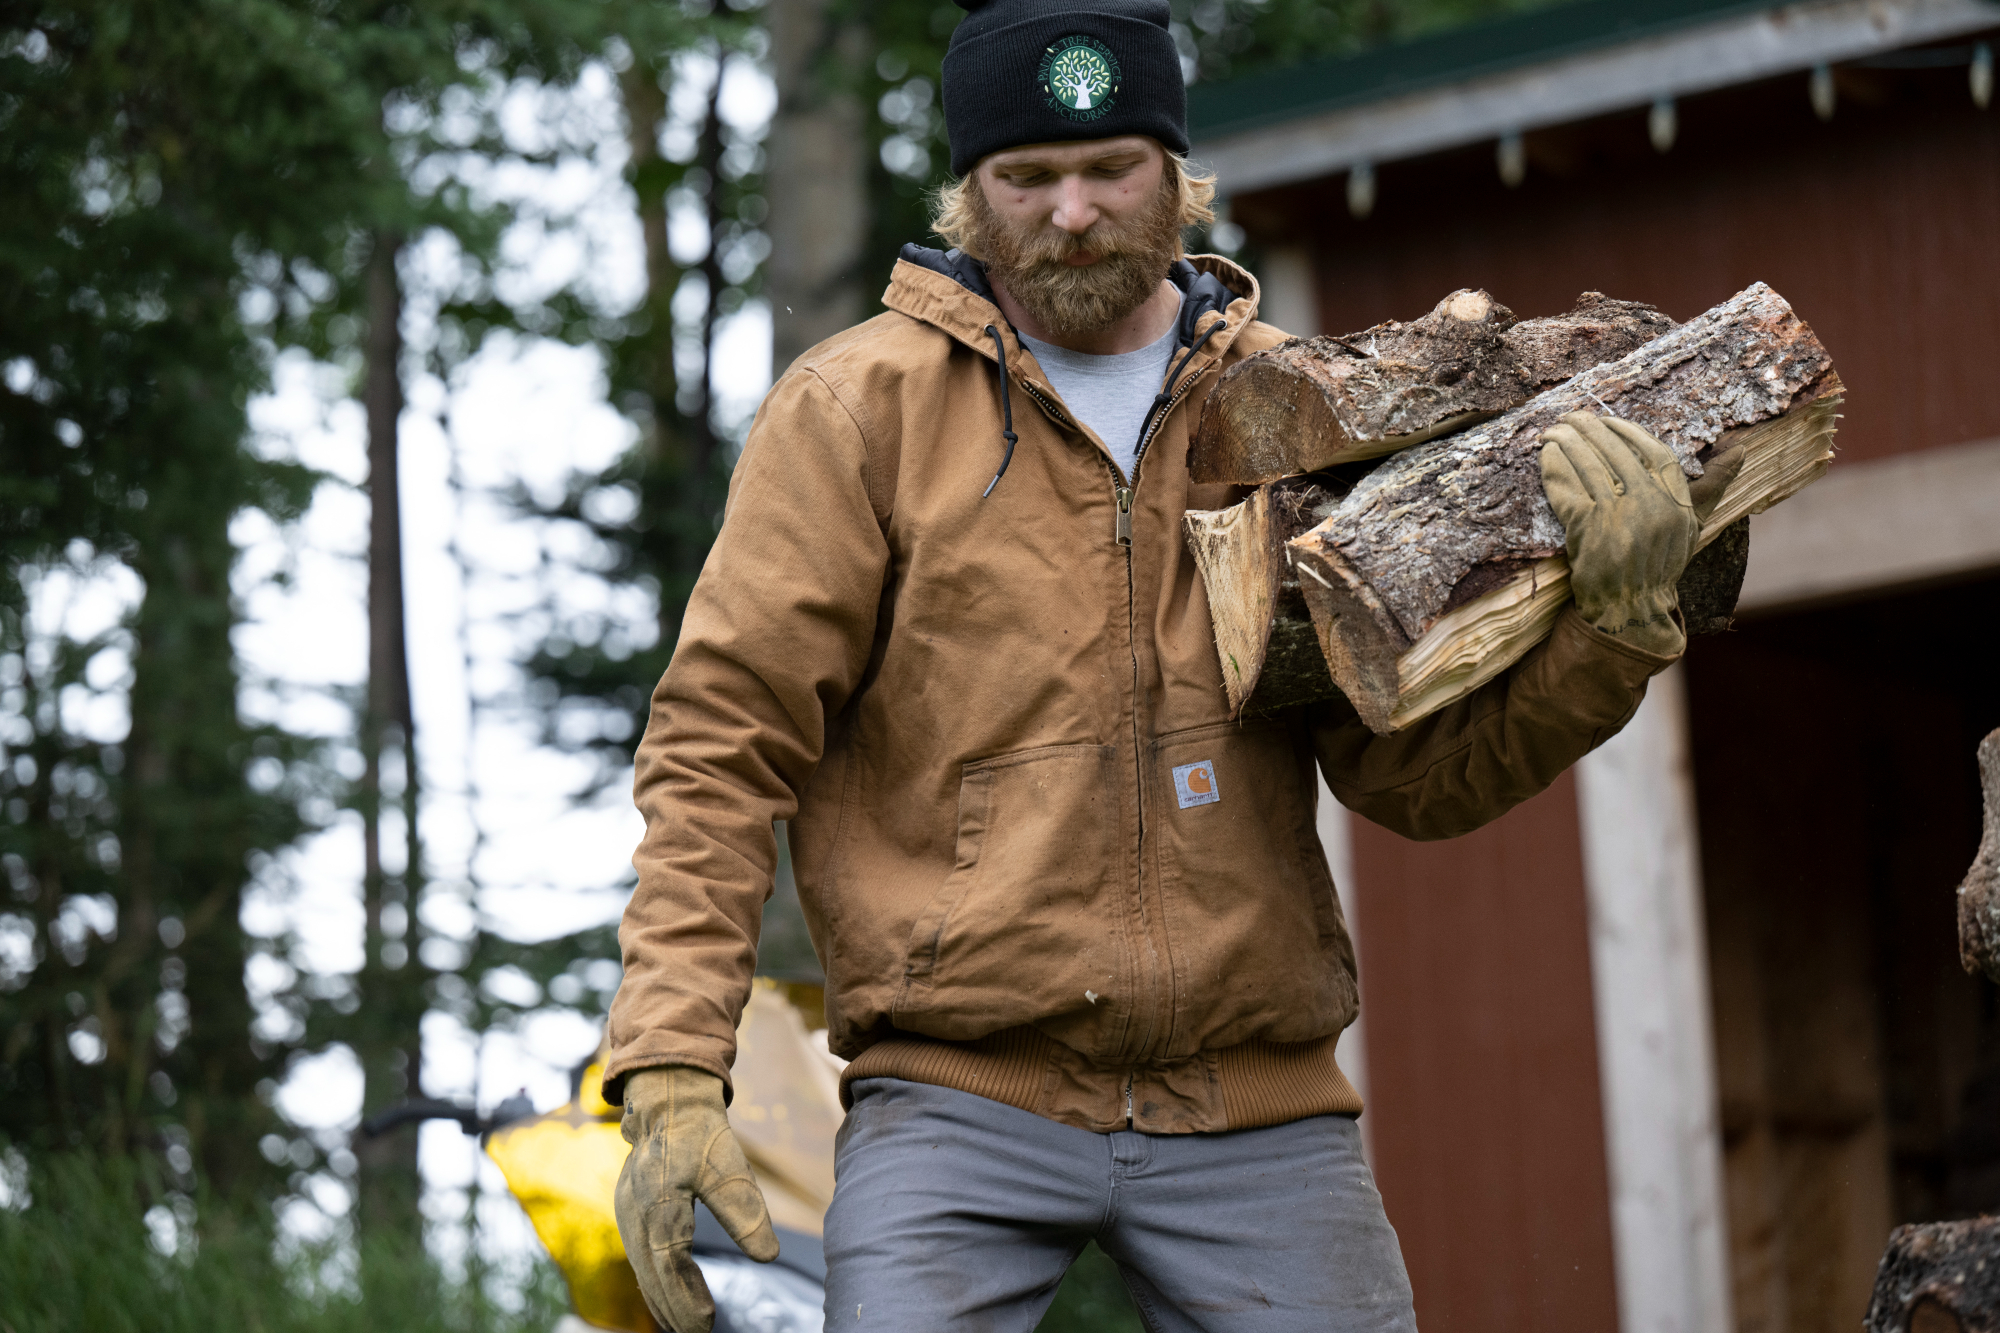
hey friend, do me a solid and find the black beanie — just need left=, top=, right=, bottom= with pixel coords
left=942, top=0, right=1189, bottom=176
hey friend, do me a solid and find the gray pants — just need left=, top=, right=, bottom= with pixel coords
left=823, top=1078, right=1417, bottom=1332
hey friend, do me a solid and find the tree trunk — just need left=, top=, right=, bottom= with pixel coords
left=1188, top=290, right=1676, bottom=484
left=1961, top=728, right=2000, bottom=984
left=1865, top=1219, right=2000, bottom=1332
left=357, top=231, right=422, bottom=1229
left=765, top=0, right=868, bottom=376
left=1289, top=282, right=1839, bottom=733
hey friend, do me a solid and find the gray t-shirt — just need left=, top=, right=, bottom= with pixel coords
left=1019, top=322, right=1179, bottom=480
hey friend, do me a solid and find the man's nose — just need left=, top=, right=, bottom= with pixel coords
left=1049, top=177, right=1099, bottom=235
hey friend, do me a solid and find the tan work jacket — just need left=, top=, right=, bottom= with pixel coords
left=605, top=250, right=1672, bottom=1134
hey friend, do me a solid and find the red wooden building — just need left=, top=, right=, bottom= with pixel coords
left=1188, top=2, right=2000, bottom=1330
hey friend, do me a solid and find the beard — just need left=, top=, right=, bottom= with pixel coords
left=970, top=170, right=1184, bottom=339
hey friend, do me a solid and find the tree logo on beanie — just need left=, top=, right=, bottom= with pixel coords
left=1038, top=36, right=1120, bottom=121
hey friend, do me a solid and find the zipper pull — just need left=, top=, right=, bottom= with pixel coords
left=1115, top=486, right=1133, bottom=546
left=1124, top=1075, right=1134, bottom=1126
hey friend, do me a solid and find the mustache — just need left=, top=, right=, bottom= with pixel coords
left=1005, top=217, right=1148, bottom=268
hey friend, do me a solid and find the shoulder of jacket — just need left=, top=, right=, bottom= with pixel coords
left=782, top=309, right=959, bottom=389
left=1229, top=318, right=1297, bottom=361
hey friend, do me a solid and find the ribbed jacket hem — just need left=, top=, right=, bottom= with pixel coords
left=1215, top=1034, right=1364, bottom=1130
left=839, top=1026, right=1363, bottom=1134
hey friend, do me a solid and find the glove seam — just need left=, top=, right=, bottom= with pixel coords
left=1560, top=606, right=1679, bottom=670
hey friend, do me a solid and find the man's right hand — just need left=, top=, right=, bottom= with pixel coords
left=614, top=1065, right=779, bottom=1333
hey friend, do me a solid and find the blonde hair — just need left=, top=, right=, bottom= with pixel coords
left=929, top=151, right=1217, bottom=260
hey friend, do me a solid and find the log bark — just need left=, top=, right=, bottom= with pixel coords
left=1189, top=290, right=1676, bottom=484
left=1864, top=1218, right=2000, bottom=1332
left=1183, top=480, right=1344, bottom=715
left=1289, top=282, right=1839, bottom=733
left=1186, top=500, right=1748, bottom=718
left=1960, top=728, right=2000, bottom=984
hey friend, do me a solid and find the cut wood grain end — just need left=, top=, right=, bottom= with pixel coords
left=1184, top=481, right=1344, bottom=715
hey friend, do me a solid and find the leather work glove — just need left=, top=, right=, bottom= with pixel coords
left=1539, top=413, right=1745, bottom=658
left=615, top=1065, right=779, bottom=1333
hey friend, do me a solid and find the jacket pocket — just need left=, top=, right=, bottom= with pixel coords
left=893, top=743, right=1130, bottom=1057
left=1151, top=720, right=1357, bottom=1054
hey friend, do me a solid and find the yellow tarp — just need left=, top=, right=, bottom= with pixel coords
left=484, top=981, right=841, bottom=1333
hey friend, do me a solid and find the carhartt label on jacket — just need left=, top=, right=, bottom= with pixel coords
left=1172, top=760, right=1220, bottom=809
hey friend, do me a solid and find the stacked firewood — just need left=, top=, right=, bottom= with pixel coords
left=1184, top=282, right=1844, bottom=732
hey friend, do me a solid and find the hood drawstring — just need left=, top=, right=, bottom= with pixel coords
left=982, top=324, right=1019, bottom=498
left=982, top=313, right=1226, bottom=498
left=1139, top=316, right=1225, bottom=447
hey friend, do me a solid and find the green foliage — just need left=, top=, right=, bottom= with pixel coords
left=0, top=1151, right=570, bottom=1333
left=515, top=18, right=766, bottom=789
left=1039, top=1243, right=1145, bottom=1333
left=0, top=0, right=363, bottom=1193
left=0, top=0, right=674, bottom=1198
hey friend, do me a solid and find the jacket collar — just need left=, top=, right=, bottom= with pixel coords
left=885, top=244, right=1262, bottom=367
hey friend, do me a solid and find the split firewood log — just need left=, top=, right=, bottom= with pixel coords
left=1864, top=1218, right=2000, bottom=1332
left=1288, top=281, right=1840, bottom=733
left=1184, top=479, right=1343, bottom=715
left=1960, top=728, right=2000, bottom=984
left=1188, top=290, right=1676, bottom=484
left=1183, top=498, right=1751, bottom=717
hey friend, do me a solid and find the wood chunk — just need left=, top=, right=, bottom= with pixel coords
left=1189, top=290, right=1675, bottom=484
left=1302, top=283, right=1832, bottom=646
left=1184, top=479, right=1344, bottom=715
left=1960, top=728, right=2000, bottom=984
left=1289, top=281, right=1838, bottom=733
left=1329, top=389, right=1835, bottom=733
left=1678, top=517, right=1750, bottom=636
left=1864, top=1218, right=2000, bottom=1332
left=1186, top=495, right=1747, bottom=724
left=1288, top=294, right=1832, bottom=736
left=1507, top=291, right=1681, bottom=390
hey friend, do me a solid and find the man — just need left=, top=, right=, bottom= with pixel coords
left=607, top=1, right=1728, bottom=1328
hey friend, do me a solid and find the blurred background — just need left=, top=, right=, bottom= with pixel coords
left=0, top=2, right=1575, bottom=1329
left=5, top=0, right=1998, bottom=1330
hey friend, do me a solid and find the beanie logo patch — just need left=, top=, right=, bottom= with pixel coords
left=1038, top=36, right=1120, bottom=121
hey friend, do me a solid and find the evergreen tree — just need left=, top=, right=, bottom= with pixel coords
left=0, top=0, right=377, bottom=1194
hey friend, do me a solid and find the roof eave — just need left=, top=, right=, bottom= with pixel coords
left=1191, top=0, right=2000, bottom=196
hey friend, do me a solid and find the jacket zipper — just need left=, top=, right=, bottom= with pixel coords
left=1119, top=357, right=1208, bottom=544
left=1019, top=358, right=1206, bottom=548
left=1018, top=344, right=1218, bottom=1084
left=1109, top=347, right=1218, bottom=1079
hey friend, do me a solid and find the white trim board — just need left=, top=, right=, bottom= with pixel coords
left=1737, top=434, right=2000, bottom=613
left=1193, top=0, right=2000, bottom=196
left=1576, top=666, right=1733, bottom=1333
left=1315, top=776, right=1372, bottom=1166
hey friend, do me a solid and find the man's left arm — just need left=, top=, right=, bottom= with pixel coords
left=1313, top=414, right=1741, bottom=841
